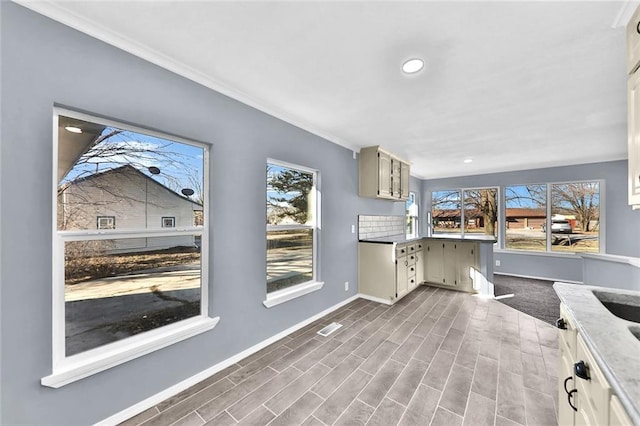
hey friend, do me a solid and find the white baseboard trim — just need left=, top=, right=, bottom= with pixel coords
left=96, top=294, right=359, bottom=426
left=494, top=271, right=582, bottom=285
left=357, top=293, right=393, bottom=305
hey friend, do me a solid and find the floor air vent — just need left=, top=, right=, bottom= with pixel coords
left=317, top=322, right=343, bottom=337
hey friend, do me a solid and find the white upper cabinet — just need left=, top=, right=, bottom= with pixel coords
left=627, top=6, right=640, bottom=209
left=359, top=146, right=410, bottom=201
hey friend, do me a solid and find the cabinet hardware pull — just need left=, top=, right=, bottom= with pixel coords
left=563, top=376, right=573, bottom=394
left=555, top=318, right=567, bottom=330
left=574, top=360, right=590, bottom=381
left=568, top=389, right=578, bottom=412
left=636, top=21, right=640, bottom=34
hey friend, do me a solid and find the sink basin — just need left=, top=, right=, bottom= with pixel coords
left=593, top=290, right=640, bottom=323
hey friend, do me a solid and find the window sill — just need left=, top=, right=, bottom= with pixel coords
left=494, top=249, right=582, bottom=259
left=263, top=281, right=324, bottom=308
left=41, top=316, right=219, bottom=388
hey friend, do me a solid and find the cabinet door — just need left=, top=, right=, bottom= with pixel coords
left=425, top=242, right=443, bottom=283
left=396, top=256, right=409, bottom=298
left=378, top=151, right=392, bottom=198
left=400, top=161, right=410, bottom=200
left=390, top=158, right=401, bottom=197
left=442, top=242, right=458, bottom=286
left=558, top=344, right=576, bottom=426
left=628, top=70, right=640, bottom=207
left=415, top=247, right=424, bottom=285
left=627, top=5, right=640, bottom=74
left=456, top=243, right=477, bottom=291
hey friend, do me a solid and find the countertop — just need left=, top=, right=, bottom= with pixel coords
left=359, top=234, right=497, bottom=244
left=554, top=282, right=640, bottom=425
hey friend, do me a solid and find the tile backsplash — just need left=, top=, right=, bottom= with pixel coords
left=358, top=215, right=405, bottom=239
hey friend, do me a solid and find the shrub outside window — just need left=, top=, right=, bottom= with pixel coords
left=266, top=160, right=318, bottom=294
left=49, top=108, right=213, bottom=386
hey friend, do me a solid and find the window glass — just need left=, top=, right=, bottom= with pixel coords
left=463, top=188, right=498, bottom=239
left=56, top=111, right=207, bottom=359
left=431, top=190, right=461, bottom=234
left=406, top=192, right=418, bottom=238
left=505, top=184, right=547, bottom=251
left=266, top=162, right=317, bottom=293
left=64, top=237, right=201, bottom=356
left=551, top=182, right=600, bottom=253
left=57, top=115, right=204, bottom=231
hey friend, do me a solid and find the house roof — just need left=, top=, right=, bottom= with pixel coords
left=63, top=164, right=203, bottom=209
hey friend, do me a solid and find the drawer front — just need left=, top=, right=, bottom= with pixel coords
left=408, top=244, right=416, bottom=253
left=575, top=334, right=611, bottom=426
left=396, top=245, right=409, bottom=257
left=407, top=253, right=417, bottom=266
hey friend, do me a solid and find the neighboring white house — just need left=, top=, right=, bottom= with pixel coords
left=58, top=164, right=203, bottom=253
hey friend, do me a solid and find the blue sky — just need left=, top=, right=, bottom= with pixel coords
left=62, top=126, right=204, bottom=198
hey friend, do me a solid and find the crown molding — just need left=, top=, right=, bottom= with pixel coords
left=12, top=0, right=359, bottom=152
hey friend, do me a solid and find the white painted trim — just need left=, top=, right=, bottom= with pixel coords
left=357, top=293, right=393, bottom=306
left=494, top=249, right=579, bottom=259
left=494, top=271, right=582, bottom=285
left=95, top=295, right=358, bottom=426
left=580, top=253, right=640, bottom=268
left=15, top=1, right=357, bottom=153
left=263, top=281, right=324, bottom=308
left=41, top=316, right=219, bottom=388
left=612, top=1, right=640, bottom=28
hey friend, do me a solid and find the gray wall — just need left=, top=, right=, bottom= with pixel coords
left=422, top=161, right=640, bottom=285
left=0, top=4, right=410, bottom=424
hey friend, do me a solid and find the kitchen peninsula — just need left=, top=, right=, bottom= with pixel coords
left=358, top=234, right=496, bottom=305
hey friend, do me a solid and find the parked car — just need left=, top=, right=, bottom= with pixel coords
left=542, top=219, right=573, bottom=233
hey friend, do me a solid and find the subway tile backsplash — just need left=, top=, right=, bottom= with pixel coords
left=358, top=215, right=405, bottom=239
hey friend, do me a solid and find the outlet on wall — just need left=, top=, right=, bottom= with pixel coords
left=495, top=260, right=501, bottom=267
left=345, top=281, right=349, bottom=291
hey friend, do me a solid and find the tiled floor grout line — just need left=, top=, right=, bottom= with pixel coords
left=127, top=289, right=558, bottom=426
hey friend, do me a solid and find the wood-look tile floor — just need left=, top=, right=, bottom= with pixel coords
left=121, top=286, right=559, bottom=426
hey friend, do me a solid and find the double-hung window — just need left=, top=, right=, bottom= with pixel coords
left=265, top=159, right=322, bottom=307
left=45, top=108, right=217, bottom=387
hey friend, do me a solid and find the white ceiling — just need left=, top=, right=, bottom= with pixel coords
left=18, top=1, right=637, bottom=179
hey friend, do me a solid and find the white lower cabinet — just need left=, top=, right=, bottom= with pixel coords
left=557, top=303, right=633, bottom=426
left=424, top=240, right=479, bottom=292
left=358, top=242, right=416, bottom=304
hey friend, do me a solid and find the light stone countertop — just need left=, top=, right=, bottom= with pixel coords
left=359, top=234, right=497, bottom=244
left=554, top=282, right=640, bottom=425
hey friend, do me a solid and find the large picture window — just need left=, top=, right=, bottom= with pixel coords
left=505, top=184, right=547, bottom=251
left=550, top=181, right=600, bottom=253
left=47, top=108, right=215, bottom=387
left=266, top=160, right=319, bottom=299
left=504, top=181, right=600, bottom=253
left=431, top=187, right=498, bottom=241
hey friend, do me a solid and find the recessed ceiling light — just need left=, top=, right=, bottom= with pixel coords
left=402, top=58, right=424, bottom=74
left=463, top=158, right=473, bottom=163
left=65, top=126, right=83, bottom=134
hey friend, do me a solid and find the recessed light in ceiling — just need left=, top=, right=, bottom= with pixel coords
left=463, top=158, right=473, bottom=163
left=65, top=126, right=83, bottom=134
left=402, top=58, right=424, bottom=74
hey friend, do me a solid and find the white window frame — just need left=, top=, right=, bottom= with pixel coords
left=406, top=191, right=419, bottom=238
left=430, top=187, right=500, bottom=245
left=264, top=158, right=323, bottom=308
left=43, top=107, right=218, bottom=388
left=97, top=215, right=115, bottom=230
left=162, top=216, right=176, bottom=228
left=498, top=179, right=604, bottom=255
